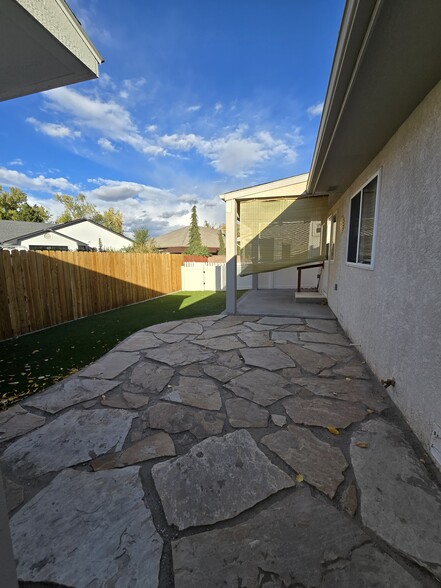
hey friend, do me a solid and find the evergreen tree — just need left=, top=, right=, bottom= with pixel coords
left=218, top=229, right=226, bottom=255
left=185, top=205, right=209, bottom=255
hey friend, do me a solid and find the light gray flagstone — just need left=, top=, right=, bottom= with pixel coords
left=271, top=413, right=287, bottom=427
left=196, top=324, right=250, bottom=339
left=2, top=408, right=134, bottom=477
left=128, top=361, right=174, bottom=393
left=261, top=425, right=348, bottom=498
left=258, top=317, right=304, bottom=325
left=302, top=342, right=355, bottom=362
left=290, top=376, right=387, bottom=411
left=237, top=330, right=274, bottom=347
left=225, top=369, right=291, bottom=406
left=270, top=331, right=299, bottom=343
left=0, top=405, right=46, bottom=442
left=243, top=321, right=275, bottom=331
left=305, top=319, right=339, bottom=333
left=240, top=347, right=295, bottom=371
left=169, top=322, right=204, bottom=335
left=101, top=391, right=149, bottom=409
left=155, top=333, right=187, bottom=343
left=91, top=432, right=175, bottom=470
left=144, top=341, right=214, bottom=366
left=145, top=320, right=182, bottom=333
left=332, top=364, right=370, bottom=379
left=225, top=398, right=269, bottom=428
left=341, top=483, right=358, bottom=517
left=152, top=429, right=294, bottom=530
left=146, top=402, right=225, bottom=439
left=193, top=335, right=245, bottom=351
left=115, top=331, right=162, bottom=351
left=351, top=418, right=441, bottom=579
left=283, top=394, right=368, bottom=429
left=178, top=364, right=201, bottom=377
left=10, top=467, right=162, bottom=586
left=299, top=331, right=351, bottom=346
left=172, top=487, right=367, bottom=588
left=163, top=376, right=222, bottom=411
left=80, top=351, right=139, bottom=379
left=211, top=315, right=255, bottom=329
left=4, top=479, right=24, bottom=512
left=216, top=350, right=244, bottom=368
left=23, top=378, right=119, bottom=414
left=280, top=342, right=335, bottom=374
left=203, top=364, right=242, bottom=383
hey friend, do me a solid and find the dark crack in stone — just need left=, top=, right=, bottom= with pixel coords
left=152, top=429, right=294, bottom=530
left=279, top=342, right=335, bottom=374
left=240, top=347, right=295, bottom=371
left=203, top=364, right=242, bottom=383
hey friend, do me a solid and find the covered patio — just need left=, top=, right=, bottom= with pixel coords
left=1, top=313, right=440, bottom=586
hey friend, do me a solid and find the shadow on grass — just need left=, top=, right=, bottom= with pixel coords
left=0, top=291, right=244, bottom=408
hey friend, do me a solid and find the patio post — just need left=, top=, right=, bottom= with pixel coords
left=225, top=198, right=237, bottom=314
left=0, top=474, right=18, bottom=587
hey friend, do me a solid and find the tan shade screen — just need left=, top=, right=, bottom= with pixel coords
left=239, top=196, right=328, bottom=276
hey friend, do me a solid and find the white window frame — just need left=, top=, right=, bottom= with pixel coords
left=346, top=170, right=381, bottom=270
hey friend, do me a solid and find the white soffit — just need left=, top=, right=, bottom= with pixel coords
left=220, top=173, right=310, bottom=202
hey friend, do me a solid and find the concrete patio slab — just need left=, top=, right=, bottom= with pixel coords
left=237, top=289, right=336, bottom=318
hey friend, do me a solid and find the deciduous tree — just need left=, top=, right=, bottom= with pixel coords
left=54, top=193, right=124, bottom=234
left=0, top=186, right=50, bottom=222
left=125, top=227, right=157, bottom=253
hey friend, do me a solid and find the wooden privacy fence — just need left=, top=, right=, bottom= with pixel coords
left=0, top=251, right=184, bottom=341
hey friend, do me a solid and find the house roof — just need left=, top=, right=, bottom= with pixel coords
left=307, top=0, right=441, bottom=195
left=155, top=226, right=221, bottom=249
left=0, top=218, right=133, bottom=245
left=219, top=173, right=309, bottom=202
left=0, top=0, right=103, bottom=102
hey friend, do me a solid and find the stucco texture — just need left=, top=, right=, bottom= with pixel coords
left=326, top=79, right=441, bottom=458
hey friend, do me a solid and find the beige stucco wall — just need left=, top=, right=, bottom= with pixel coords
left=326, top=79, right=441, bottom=460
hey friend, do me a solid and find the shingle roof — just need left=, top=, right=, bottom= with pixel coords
left=0, top=220, right=55, bottom=243
left=155, top=226, right=221, bottom=249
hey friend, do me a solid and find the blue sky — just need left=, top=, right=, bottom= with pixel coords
left=0, top=0, right=344, bottom=235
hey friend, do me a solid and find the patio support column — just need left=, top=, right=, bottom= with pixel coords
left=0, top=475, right=18, bottom=587
left=225, top=198, right=237, bottom=314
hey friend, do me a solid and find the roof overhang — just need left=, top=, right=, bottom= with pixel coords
left=307, top=0, right=441, bottom=196
left=220, top=173, right=309, bottom=202
left=0, top=0, right=103, bottom=102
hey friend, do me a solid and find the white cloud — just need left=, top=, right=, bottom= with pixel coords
left=0, top=166, right=79, bottom=193
left=7, top=159, right=23, bottom=166
left=186, top=105, right=201, bottom=113
left=26, top=117, right=81, bottom=139
left=97, top=137, right=117, bottom=152
left=307, top=102, right=324, bottom=117
left=146, top=124, right=157, bottom=133
left=214, top=102, right=223, bottom=113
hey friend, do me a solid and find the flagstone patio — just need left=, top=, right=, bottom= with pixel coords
left=1, top=313, right=441, bottom=587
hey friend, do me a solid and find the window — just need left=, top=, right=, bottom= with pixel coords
left=29, top=245, right=68, bottom=251
left=347, top=175, right=378, bottom=266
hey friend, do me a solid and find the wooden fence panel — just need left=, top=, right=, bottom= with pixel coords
left=0, top=251, right=184, bottom=340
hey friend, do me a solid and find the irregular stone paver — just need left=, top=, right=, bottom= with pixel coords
left=291, top=376, right=387, bottom=411
left=333, top=363, right=370, bottom=379
left=271, top=413, right=287, bottom=427
left=237, top=330, right=273, bottom=347
left=23, top=378, right=119, bottom=414
left=2, top=409, right=134, bottom=477
left=163, top=376, right=222, bottom=411
left=4, top=479, right=24, bottom=512
left=341, top=483, right=358, bottom=517
left=258, top=316, right=304, bottom=325
left=152, top=429, right=294, bottom=530
left=196, top=324, right=250, bottom=339
left=283, top=394, right=368, bottom=429
left=299, top=331, right=351, bottom=346
left=146, top=320, right=182, bottom=333
left=91, top=432, right=175, bottom=470
left=169, top=322, right=204, bottom=335
left=225, top=398, right=269, bottom=428
left=281, top=366, right=303, bottom=380
left=302, top=342, right=355, bottom=362
left=144, top=341, right=214, bottom=366
left=243, top=321, right=274, bottom=331
left=101, top=391, right=149, bottom=409
left=116, top=331, right=162, bottom=351
left=225, top=369, right=291, bottom=406
left=202, top=364, right=242, bottom=383
left=240, top=347, right=295, bottom=371
left=178, top=364, right=201, bottom=377
left=261, top=425, right=348, bottom=498
left=321, top=543, right=424, bottom=587
left=0, top=405, right=46, bottom=442
left=155, top=333, right=187, bottom=343
left=193, top=335, right=245, bottom=351
left=128, top=361, right=174, bottom=393
left=146, top=402, right=225, bottom=439
left=305, top=318, right=339, bottom=333
left=270, top=330, right=299, bottom=343
left=280, top=342, right=335, bottom=374
left=216, top=350, right=244, bottom=368
left=81, top=351, right=139, bottom=379
left=172, top=487, right=367, bottom=587
left=352, top=418, right=441, bottom=579
left=10, top=467, right=162, bottom=586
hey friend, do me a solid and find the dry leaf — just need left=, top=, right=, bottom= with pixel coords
left=367, top=408, right=374, bottom=414
left=327, top=426, right=340, bottom=435
left=355, top=441, right=369, bottom=448
left=295, top=473, right=304, bottom=483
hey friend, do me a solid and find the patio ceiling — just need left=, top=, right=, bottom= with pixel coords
left=0, top=0, right=103, bottom=102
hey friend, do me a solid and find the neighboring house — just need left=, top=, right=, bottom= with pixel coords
left=155, top=226, right=222, bottom=254
left=222, top=0, right=441, bottom=468
left=0, top=219, right=133, bottom=251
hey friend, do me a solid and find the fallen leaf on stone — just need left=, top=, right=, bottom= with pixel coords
left=345, top=377, right=352, bottom=381
left=355, top=441, right=369, bottom=448
left=295, top=473, right=304, bottom=483
left=327, top=426, right=340, bottom=435
left=367, top=408, right=374, bottom=414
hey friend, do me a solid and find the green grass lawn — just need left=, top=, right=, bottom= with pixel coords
left=0, top=291, right=243, bottom=408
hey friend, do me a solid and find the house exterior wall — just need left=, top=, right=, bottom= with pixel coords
left=60, top=221, right=131, bottom=251
left=18, top=232, right=75, bottom=250
left=326, top=79, right=441, bottom=459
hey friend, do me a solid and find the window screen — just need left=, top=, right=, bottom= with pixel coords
left=347, top=176, right=378, bottom=265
